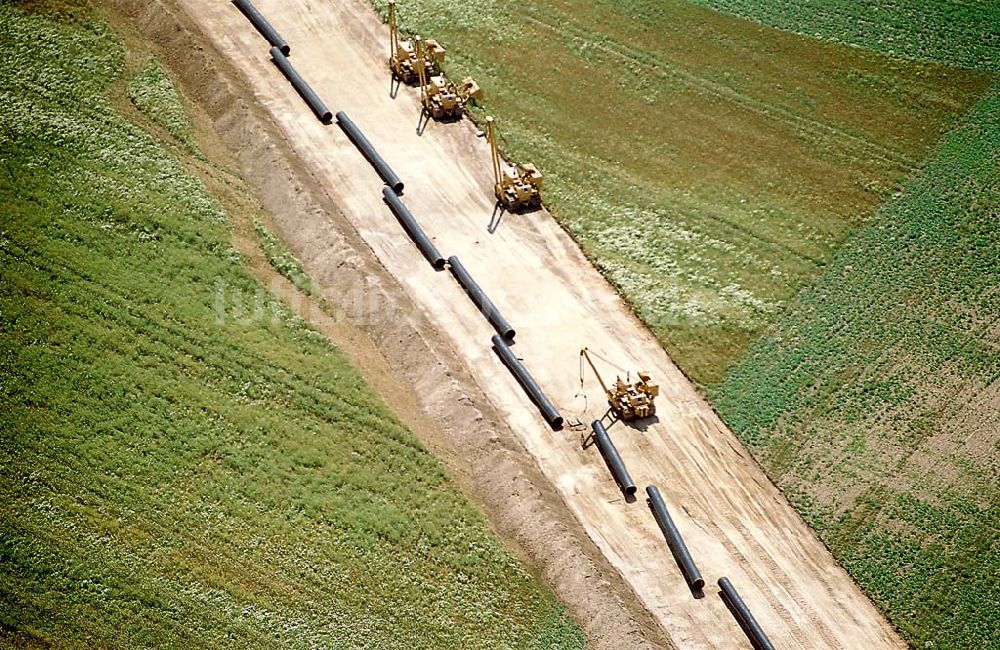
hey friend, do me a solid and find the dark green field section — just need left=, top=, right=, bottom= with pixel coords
left=0, top=5, right=583, bottom=648
left=712, top=87, right=1000, bottom=649
left=372, top=0, right=991, bottom=385
left=690, top=0, right=1000, bottom=72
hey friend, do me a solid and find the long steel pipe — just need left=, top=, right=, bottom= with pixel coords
left=269, top=47, right=332, bottom=123
left=382, top=186, right=446, bottom=269
left=336, top=111, right=404, bottom=193
left=718, top=577, right=775, bottom=650
left=447, top=256, right=515, bottom=341
left=590, top=420, right=636, bottom=497
left=491, top=335, right=563, bottom=429
left=233, top=0, right=290, bottom=55
left=645, top=485, right=705, bottom=590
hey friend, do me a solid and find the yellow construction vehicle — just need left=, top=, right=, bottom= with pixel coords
left=415, top=36, right=482, bottom=120
left=485, top=116, right=542, bottom=211
left=387, top=1, right=443, bottom=84
left=580, top=347, right=659, bottom=421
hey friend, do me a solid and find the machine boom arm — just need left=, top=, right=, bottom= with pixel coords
left=580, top=348, right=611, bottom=395
left=414, top=36, right=428, bottom=104
left=388, top=1, right=399, bottom=59
left=486, top=117, right=502, bottom=193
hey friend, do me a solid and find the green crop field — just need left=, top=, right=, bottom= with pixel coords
left=712, top=86, right=1000, bottom=649
left=690, top=0, right=1000, bottom=72
left=374, top=0, right=992, bottom=385
left=0, top=3, right=583, bottom=648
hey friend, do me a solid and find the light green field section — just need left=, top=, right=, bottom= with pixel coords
left=0, top=4, right=583, bottom=648
left=126, top=59, right=197, bottom=152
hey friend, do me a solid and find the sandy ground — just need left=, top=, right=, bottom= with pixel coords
left=133, top=0, right=906, bottom=647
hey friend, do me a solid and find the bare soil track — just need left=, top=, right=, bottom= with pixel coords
left=110, top=0, right=907, bottom=648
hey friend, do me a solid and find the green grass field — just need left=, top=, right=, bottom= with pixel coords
left=0, top=3, right=584, bottom=647
left=691, top=0, right=1000, bottom=72
left=375, top=0, right=992, bottom=385
left=712, top=85, right=1000, bottom=649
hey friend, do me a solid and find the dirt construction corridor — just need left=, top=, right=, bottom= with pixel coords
left=141, top=0, right=907, bottom=647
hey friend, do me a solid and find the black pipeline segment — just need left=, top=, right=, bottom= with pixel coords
left=336, top=111, right=404, bottom=193
left=447, top=256, right=515, bottom=341
left=590, top=420, right=636, bottom=497
left=382, top=186, right=446, bottom=269
left=491, top=335, right=563, bottom=429
left=645, top=485, right=705, bottom=591
left=233, top=0, right=290, bottom=55
left=718, top=577, right=776, bottom=650
left=269, top=47, right=332, bottom=123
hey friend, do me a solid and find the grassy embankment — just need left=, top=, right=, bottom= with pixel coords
left=372, top=0, right=992, bottom=385
left=0, top=3, right=584, bottom=648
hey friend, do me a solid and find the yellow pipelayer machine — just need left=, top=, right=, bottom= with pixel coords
left=580, top=347, right=659, bottom=421
left=414, top=36, right=482, bottom=120
left=486, top=116, right=542, bottom=211
left=387, top=0, right=442, bottom=84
